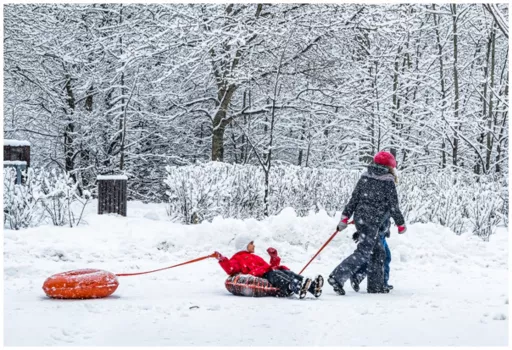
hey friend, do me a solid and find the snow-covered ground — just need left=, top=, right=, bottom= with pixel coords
left=4, top=202, right=509, bottom=346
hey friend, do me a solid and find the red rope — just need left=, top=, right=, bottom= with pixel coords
left=116, top=253, right=216, bottom=277
left=299, top=221, right=355, bottom=275
left=299, top=230, right=339, bottom=275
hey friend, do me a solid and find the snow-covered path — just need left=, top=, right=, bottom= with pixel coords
left=4, top=202, right=509, bottom=346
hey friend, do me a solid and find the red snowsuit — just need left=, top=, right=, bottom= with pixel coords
left=219, top=251, right=289, bottom=277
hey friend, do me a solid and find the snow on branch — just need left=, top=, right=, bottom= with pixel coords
left=4, top=139, right=31, bottom=146
left=97, top=175, right=128, bottom=180
left=164, top=162, right=506, bottom=239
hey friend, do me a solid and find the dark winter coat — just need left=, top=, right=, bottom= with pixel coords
left=219, top=251, right=289, bottom=277
left=342, top=164, right=405, bottom=227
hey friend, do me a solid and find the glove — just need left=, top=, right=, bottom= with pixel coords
left=213, top=251, right=225, bottom=261
left=337, top=216, right=349, bottom=231
left=352, top=231, right=360, bottom=243
left=397, top=225, right=407, bottom=234
left=267, top=247, right=278, bottom=257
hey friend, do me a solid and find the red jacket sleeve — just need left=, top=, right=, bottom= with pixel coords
left=270, top=254, right=289, bottom=270
left=219, top=256, right=241, bottom=276
left=269, top=255, right=281, bottom=268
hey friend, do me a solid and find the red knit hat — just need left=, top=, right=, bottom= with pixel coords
left=374, top=151, right=396, bottom=168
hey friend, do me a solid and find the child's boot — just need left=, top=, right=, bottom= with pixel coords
left=299, top=278, right=312, bottom=299
left=308, top=275, right=324, bottom=298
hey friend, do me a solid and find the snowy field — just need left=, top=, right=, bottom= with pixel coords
left=4, top=201, right=509, bottom=346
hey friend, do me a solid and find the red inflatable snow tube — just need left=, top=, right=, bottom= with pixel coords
left=225, top=274, right=280, bottom=297
left=42, top=269, right=119, bottom=299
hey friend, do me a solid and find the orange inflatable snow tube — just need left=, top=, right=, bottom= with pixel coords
left=225, top=274, right=280, bottom=297
left=42, top=269, right=119, bottom=299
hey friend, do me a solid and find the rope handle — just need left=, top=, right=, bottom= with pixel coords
left=116, top=253, right=216, bottom=277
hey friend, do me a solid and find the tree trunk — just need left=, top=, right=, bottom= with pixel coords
left=369, top=63, right=375, bottom=155
left=242, top=90, right=252, bottom=164
left=263, top=170, right=270, bottom=217
left=80, top=85, right=94, bottom=190
left=442, top=138, right=446, bottom=168
left=485, top=24, right=497, bottom=172
left=208, top=5, right=262, bottom=162
left=433, top=5, right=447, bottom=169
left=211, top=85, right=237, bottom=161
left=305, top=139, right=311, bottom=168
left=119, top=7, right=127, bottom=171
left=298, top=117, right=306, bottom=166
left=230, top=123, right=239, bottom=164
left=85, top=86, right=93, bottom=112
left=374, top=61, right=381, bottom=153
left=391, top=47, right=402, bottom=154
left=451, top=4, right=460, bottom=167
left=494, top=73, right=508, bottom=173
left=495, top=112, right=508, bottom=173
left=212, top=122, right=227, bottom=162
left=64, top=74, right=75, bottom=176
left=476, top=28, right=494, bottom=174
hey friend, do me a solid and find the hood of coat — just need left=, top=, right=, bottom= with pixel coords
left=363, top=164, right=395, bottom=182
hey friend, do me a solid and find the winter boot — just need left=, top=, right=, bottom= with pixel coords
left=350, top=276, right=360, bottom=292
left=299, top=278, right=312, bottom=299
left=386, top=284, right=394, bottom=290
left=327, top=275, right=345, bottom=295
left=308, top=275, right=324, bottom=298
left=367, top=285, right=390, bottom=294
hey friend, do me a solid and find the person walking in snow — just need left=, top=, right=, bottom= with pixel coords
left=328, top=151, right=406, bottom=295
left=349, top=217, right=394, bottom=292
left=214, top=234, right=324, bottom=299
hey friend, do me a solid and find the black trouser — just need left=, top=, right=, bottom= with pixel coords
left=330, top=214, right=386, bottom=291
left=263, top=270, right=316, bottom=296
left=351, top=217, right=391, bottom=291
left=352, top=234, right=391, bottom=289
left=366, top=238, right=386, bottom=291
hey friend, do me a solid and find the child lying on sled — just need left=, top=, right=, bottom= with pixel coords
left=214, top=234, right=323, bottom=299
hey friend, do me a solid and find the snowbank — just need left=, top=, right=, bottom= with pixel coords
left=3, top=201, right=508, bottom=346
